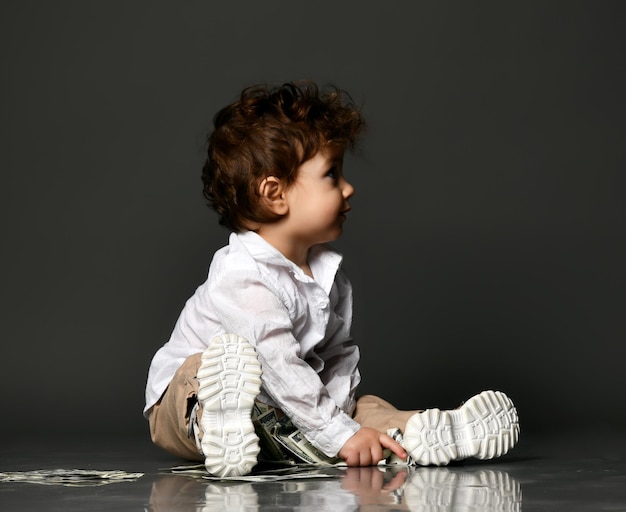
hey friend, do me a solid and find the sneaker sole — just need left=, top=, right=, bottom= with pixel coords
left=403, top=390, right=519, bottom=466
left=197, top=334, right=262, bottom=477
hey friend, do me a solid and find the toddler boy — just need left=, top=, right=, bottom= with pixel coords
left=144, top=81, right=519, bottom=476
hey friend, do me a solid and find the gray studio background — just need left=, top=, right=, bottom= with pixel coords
left=1, top=2, right=624, bottom=441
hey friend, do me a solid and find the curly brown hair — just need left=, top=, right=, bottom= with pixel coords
left=201, top=81, right=365, bottom=232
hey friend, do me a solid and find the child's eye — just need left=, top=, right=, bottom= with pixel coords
left=326, top=167, right=337, bottom=179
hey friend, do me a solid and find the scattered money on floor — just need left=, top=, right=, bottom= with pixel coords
left=0, top=469, right=144, bottom=487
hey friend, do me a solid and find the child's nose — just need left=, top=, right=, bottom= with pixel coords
left=342, top=179, right=355, bottom=198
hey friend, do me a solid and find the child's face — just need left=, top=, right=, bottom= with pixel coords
left=283, top=147, right=355, bottom=248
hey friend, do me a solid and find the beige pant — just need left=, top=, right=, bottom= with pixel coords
left=149, top=353, right=419, bottom=461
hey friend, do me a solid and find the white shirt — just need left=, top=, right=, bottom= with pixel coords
left=144, top=231, right=361, bottom=456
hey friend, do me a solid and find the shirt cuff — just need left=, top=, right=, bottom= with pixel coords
left=309, top=411, right=361, bottom=457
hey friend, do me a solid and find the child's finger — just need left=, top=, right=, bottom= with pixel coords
left=379, top=433, right=407, bottom=459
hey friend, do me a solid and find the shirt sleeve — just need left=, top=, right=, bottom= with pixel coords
left=207, top=267, right=360, bottom=457
left=316, top=272, right=361, bottom=415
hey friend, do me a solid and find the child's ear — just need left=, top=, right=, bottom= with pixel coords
left=258, top=176, right=288, bottom=216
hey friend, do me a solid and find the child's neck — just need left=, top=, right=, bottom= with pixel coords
left=256, top=230, right=314, bottom=278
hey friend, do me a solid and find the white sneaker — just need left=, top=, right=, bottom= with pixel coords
left=403, top=390, right=519, bottom=466
left=197, top=334, right=262, bottom=477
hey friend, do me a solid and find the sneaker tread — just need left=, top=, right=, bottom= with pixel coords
left=198, top=333, right=262, bottom=477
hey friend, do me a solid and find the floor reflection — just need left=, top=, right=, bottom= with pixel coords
left=148, top=465, right=522, bottom=511
left=401, top=467, right=521, bottom=511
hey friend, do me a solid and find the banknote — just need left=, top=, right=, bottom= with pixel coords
left=0, top=469, right=144, bottom=487
left=167, top=463, right=344, bottom=482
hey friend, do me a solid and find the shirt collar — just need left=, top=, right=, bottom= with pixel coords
left=232, top=231, right=343, bottom=294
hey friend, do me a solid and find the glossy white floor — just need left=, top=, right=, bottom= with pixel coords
left=1, top=429, right=625, bottom=511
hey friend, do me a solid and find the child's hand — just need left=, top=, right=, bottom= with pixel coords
left=338, top=427, right=407, bottom=466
